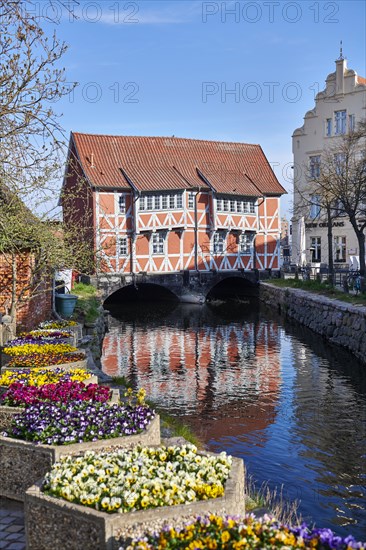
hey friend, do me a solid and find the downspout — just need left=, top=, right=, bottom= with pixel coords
left=120, top=169, right=140, bottom=277
left=131, top=191, right=138, bottom=276
left=194, top=189, right=199, bottom=271
left=253, top=196, right=265, bottom=272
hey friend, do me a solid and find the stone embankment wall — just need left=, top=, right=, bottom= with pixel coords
left=260, top=283, right=366, bottom=364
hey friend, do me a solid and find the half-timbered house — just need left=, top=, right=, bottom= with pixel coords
left=62, top=133, right=286, bottom=275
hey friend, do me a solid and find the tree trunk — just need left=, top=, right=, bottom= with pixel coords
left=326, top=205, right=334, bottom=285
left=357, top=232, right=365, bottom=277
left=8, top=253, right=17, bottom=333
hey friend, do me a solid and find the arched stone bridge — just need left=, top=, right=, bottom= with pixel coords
left=93, top=270, right=259, bottom=305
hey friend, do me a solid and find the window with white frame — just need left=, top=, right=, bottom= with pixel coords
left=216, top=197, right=256, bottom=214
left=334, top=152, right=346, bottom=175
left=349, top=114, right=355, bottom=132
left=309, top=155, right=321, bottom=179
left=153, top=195, right=160, bottom=210
left=334, top=236, right=346, bottom=262
left=335, top=110, right=347, bottom=135
left=325, top=118, right=332, bottom=137
left=213, top=231, right=225, bottom=254
left=151, top=232, right=165, bottom=255
left=119, top=236, right=128, bottom=256
left=188, top=192, right=195, bottom=209
left=118, top=194, right=126, bottom=213
left=309, top=195, right=321, bottom=219
left=239, top=233, right=254, bottom=254
left=310, top=237, right=321, bottom=262
left=139, top=193, right=184, bottom=211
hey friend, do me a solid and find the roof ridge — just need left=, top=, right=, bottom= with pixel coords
left=72, top=131, right=260, bottom=148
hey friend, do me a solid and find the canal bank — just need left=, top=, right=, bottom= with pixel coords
left=260, top=282, right=366, bottom=365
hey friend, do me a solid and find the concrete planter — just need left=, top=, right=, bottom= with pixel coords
left=0, top=387, right=119, bottom=432
left=1, top=338, right=80, bottom=366
left=24, top=452, right=244, bottom=550
left=0, top=375, right=99, bottom=400
left=2, top=353, right=88, bottom=373
left=0, top=414, right=160, bottom=501
left=35, top=325, right=83, bottom=347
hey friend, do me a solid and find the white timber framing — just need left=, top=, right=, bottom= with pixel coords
left=96, top=187, right=281, bottom=274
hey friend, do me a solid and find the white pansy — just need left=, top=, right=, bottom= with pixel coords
left=43, top=445, right=232, bottom=514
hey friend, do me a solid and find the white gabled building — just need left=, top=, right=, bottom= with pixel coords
left=292, top=53, right=366, bottom=269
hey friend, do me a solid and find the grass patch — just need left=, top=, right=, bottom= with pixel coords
left=144, top=400, right=203, bottom=448
left=245, top=474, right=302, bottom=526
left=72, top=282, right=101, bottom=323
left=267, top=278, right=366, bottom=305
left=157, top=410, right=204, bottom=448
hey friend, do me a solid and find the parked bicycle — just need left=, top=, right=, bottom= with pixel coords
left=347, top=270, right=361, bottom=294
left=300, top=266, right=311, bottom=281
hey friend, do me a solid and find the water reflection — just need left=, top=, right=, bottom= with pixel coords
left=103, top=302, right=281, bottom=443
left=101, top=301, right=366, bottom=539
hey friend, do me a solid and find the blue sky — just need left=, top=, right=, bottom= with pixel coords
left=48, top=0, right=366, bottom=218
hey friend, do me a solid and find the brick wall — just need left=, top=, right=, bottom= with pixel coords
left=0, top=252, right=52, bottom=332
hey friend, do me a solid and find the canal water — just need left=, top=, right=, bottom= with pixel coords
left=101, top=300, right=366, bottom=539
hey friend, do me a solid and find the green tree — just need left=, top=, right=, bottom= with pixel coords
left=0, top=1, right=96, bottom=326
left=315, top=121, right=366, bottom=276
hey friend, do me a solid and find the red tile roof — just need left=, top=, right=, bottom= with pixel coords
left=357, top=75, right=366, bottom=85
left=71, top=133, right=286, bottom=197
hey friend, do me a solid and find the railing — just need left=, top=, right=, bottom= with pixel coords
left=279, top=265, right=365, bottom=294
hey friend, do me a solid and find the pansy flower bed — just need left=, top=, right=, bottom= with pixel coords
left=4, top=352, right=86, bottom=370
left=3, top=401, right=155, bottom=445
left=2, top=342, right=77, bottom=356
left=5, top=332, right=72, bottom=347
left=39, top=320, right=78, bottom=329
left=0, top=381, right=111, bottom=407
left=0, top=368, right=93, bottom=387
left=126, top=514, right=366, bottom=549
left=42, top=444, right=232, bottom=513
left=28, top=330, right=72, bottom=339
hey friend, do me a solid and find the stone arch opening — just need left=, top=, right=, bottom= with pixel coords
left=104, top=283, right=179, bottom=308
left=206, top=276, right=258, bottom=302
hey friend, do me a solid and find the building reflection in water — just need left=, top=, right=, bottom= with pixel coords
left=102, top=303, right=281, bottom=445
left=101, top=302, right=366, bottom=538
